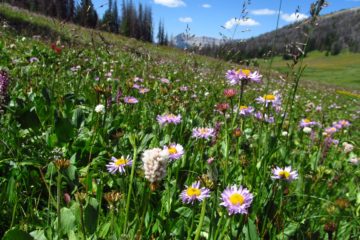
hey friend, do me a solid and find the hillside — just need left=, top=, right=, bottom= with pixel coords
left=244, top=7, right=360, bottom=57
left=0, top=3, right=359, bottom=240
left=196, top=7, right=360, bottom=60
left=0, top=4, right=226, bottom=71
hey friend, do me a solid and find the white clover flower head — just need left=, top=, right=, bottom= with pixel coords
left=95, top=104, right=105, bottom=114
left=342, top=142, right=354, bottom=153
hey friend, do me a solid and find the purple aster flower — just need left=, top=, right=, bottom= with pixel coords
left=237, top=105, right=254, bottom=116
left=139, top=88, right=150, bottom=94
left=325, top=126, right=338, bottom=135
left=254, top=112, right=274, bottom=123
left=124, top=96, right=138, bottom=104
left=180, top=181, right=210, bottom=204
left=225, top=69, right=262, bottom=85
left=256, top=94, right=281, bottom=107
left=271, top=166, right=298, bottom=182
left=220, top=185, right=253, bottom=215
left=299, top=118, right=319, bottom=128
left=180, top=86, right=188, bottom=91
left=70, top=65, right=81, bottom=72
left=106, top=156, right=132, bottom=174
left=133, top=83, right=141, bottom=89
left=163, top=143, right=184, bottom=160
left=239, top=69, right=262, bottom=83
left=225, top=70, right=239, bottom=85
left=160, top=78, right=170, bottom=84
left=336, top=120, right=351, bottom=129
left=29, top=57, right=39, bottom=63
left=156, top=113, right=182, bottom=125
left=134, top=77, right=144, bottom=82
left=192, top=127, right=215, bottom=140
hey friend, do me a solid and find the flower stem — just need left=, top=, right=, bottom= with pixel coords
left=187, top=208, right=195, bottom=240
left=194, top=199, right=207, bottom=240
left=123, top=146, right=138, bottom=234
left=56, top=171, right=62, bottom=238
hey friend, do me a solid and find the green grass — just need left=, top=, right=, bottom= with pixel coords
left=260, top=51, right=360, bottom=90
left=0, top=4, right=359, bottom=240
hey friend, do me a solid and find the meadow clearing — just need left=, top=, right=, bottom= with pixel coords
left=0, top=2, right=359, bottom=240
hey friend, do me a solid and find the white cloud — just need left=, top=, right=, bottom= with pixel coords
left=251, top=8, right=277, bottom=15
left=281, top=13, right=308, bottom=22
left=179, top=17, right=193, bottom=23
left=202, top=4, right=211, bottom=8
left=154, top=0, right=186, bottom=8
left=224, top=18, right=259, bottom=29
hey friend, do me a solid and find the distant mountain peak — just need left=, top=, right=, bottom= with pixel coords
left=171, top=33, right=223, bottom=49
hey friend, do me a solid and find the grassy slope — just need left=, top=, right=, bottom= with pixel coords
left=1, top=4, right=359, bottom=92
left=0, top=4, right=224, bottom=69
left=260, top=51, right=360, bottom=90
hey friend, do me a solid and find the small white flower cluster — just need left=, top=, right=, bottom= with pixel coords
left=142, top=148, right=169, bottom=183
left=95, top=104, right=105, bottom=114
left=342, top=142, right=354, bottom=153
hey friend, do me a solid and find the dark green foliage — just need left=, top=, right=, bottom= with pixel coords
left=157, top=20, right=169, bottom=46
left=74, top=0, right=98, bottom=28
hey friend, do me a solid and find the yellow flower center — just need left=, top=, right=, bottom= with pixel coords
left=279, top=170, right=290, bottom=179
left=199, top=128, right=208, bottom=134
left=242, top=69, right=251, bottom=76
left=229, top=193, right=245, bottom=205
left=264, top=94, right=275, bottom=101
left=239, top=106, right=248, bottom=110
left=168, top=146, right=177, bottom=155
left=115, top=158, right=128, bottom=166
left=330, top=127, right=336, bottom=132
left=186, top=187, right=201, bottom=197
left=128, top=99, right=136, bottom=103
left=304, top=119, right=311, bottom=123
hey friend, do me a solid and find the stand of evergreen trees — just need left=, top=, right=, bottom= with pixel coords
left=3, top=0, right=170, bottom=44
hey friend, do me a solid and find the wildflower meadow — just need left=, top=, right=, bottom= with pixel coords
left=0, top=1, right=359, bottom=240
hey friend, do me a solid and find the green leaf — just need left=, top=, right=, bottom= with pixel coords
left=3, top=229, right=34, bottom=240
left=60, top=207, right=76, bottom=235
left=175, top=206, right=193, bottom=218
left=99, top=222, right=111, bottom=238
left=84, top=198, right=99, bottom=234
left=30, top=230, right=47, bottom=240
left=72, top=108, right=84, bottom=128
left=243, top=218, right=260, bottom=240
left=54, top=110, right=74, bottom=143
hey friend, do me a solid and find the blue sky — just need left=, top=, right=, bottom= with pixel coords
left=91, top=0, right=360, bottom=39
